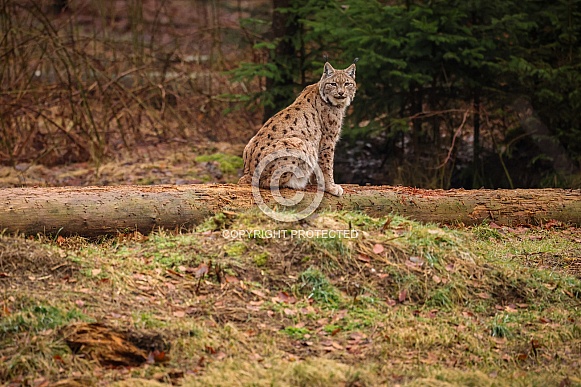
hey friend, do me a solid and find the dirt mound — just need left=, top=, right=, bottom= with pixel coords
left=0, top=236, right=75, bottom=281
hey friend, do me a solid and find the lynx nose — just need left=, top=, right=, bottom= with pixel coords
left=338, top=91, right=344, bottom=96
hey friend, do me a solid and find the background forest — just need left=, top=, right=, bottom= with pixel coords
left=1, top=0, right=580, bottom=189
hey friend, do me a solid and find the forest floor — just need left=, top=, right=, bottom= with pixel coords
left=0, top=142, right=246, bottom=189
left=1, top=204, right=580, bottom=386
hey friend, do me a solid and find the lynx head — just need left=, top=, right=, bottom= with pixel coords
left=318, top=62, right=357, bottom=107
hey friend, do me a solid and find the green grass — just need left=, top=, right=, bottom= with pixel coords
left=1, top=305, right=90, bottom=336
left=194, top=153, right=243, bottom=174
left=298, top=267, right=341, bottom=306
left=281, top=326, right=311, bottom=339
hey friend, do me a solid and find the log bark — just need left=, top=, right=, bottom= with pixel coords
left=0, top=184, right=580, bottom=236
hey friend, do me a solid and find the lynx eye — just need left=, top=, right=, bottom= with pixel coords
left=345, top=82, right=353, bottom=87
left=329, top=82, right=337, bottom=87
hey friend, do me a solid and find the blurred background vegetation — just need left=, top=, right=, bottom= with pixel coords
left=1, top=0, right=580, bottom=189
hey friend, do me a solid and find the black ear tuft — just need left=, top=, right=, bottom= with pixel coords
left=323, top=54, right=329, bottom=62
left=353, top=57, right=359, bottom=64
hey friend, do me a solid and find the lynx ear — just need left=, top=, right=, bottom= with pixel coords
left=323, top=62, right=335, bottom=78
left=345, top=63, right=356, bottom=79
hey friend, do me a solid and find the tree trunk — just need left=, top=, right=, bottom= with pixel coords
left=263, top=0, right=301, bottom=122
left=0, top=185, right=579, bottom=237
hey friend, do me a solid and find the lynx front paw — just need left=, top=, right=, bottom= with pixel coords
left=238, top=175, right=252, bottom=185
left=325, top=183, right=343, bottom=197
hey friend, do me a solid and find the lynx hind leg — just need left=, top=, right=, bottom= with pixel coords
left=259, top=139, right=315, bottom=190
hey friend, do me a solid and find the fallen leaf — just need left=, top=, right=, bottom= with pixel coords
left=516, top=353, right=528, bottom=361
left=75, top=300, right=85, bottom=308
left=398, top=289, right=407, bottom=303
left=409, top=256, right=423, bottom=264
left=249, top=353, right=264, bottom=362
left=543, top=219, right=562, bottom=229
left=357, top=254, right=371, bottom=263
left=432, top=275, right=441, bottom=284
left=250, top=289, right=267, bottom=298
left=331, top=309, right=348, bottom=322
left=349, top=332, right=367, bottom=341
left=32, top=378, right=49, bottom=387
left=91, top=269, right=102, bottom=276
left=317, top=318, right=329, bottom=326
left=274, top=291, right=297, bottom=304
left=225, top=274, right=239, bottom=283
left=373, top=244, right=384, bottom=254
left=331, top=341, right=344, bottom=350
left=476, top=292, right=491, bottom=299
left=505, top=304, right=518, bottom=313
left=194, top=263, right=209, bottom=278
left=386, top=298, right=396, bottom=307
left=405, top=260, right=423, bottom=271
left=173, top=310, right=186, bottom=318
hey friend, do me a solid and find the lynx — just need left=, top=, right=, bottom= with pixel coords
left=238, top=61, right=357, bottom=197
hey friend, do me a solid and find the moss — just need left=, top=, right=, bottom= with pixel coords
left=194, top=153, right=243, bottom=175
left=252, top=252, right=269, bottom=266
left=224, top=241, right=247, bottom=257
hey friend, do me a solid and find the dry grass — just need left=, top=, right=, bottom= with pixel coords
left=1, top=212, right=580, bottom=385
left=0, top=0, right=260, bottom=168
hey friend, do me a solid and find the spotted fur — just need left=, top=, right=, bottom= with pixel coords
left=238, top=62, right=357, bottom=197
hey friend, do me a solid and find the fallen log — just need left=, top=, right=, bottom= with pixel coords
left=0, top=184, right=579, bottom=236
